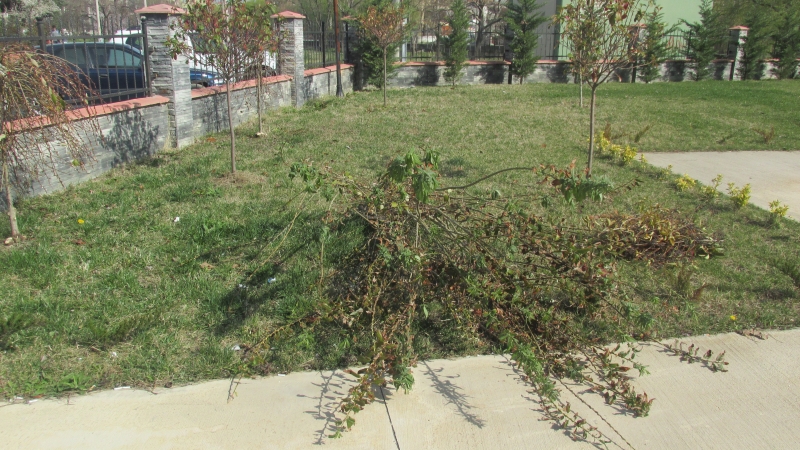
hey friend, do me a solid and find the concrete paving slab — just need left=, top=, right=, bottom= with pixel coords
left=1, top=329, right=799, bottom=449
left=384, top=357, right=580, bottom=449
left=0, top=370, right=395, bottom=449
left=643, top=151, right=800, bottom=220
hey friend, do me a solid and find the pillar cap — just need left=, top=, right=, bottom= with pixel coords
left=730, top=25, right=750, bottom=30
left=136, top=4, right=186, bottom=15
left=271, top=11, right=306, bottom=19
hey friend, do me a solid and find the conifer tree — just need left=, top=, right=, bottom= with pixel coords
left=504, top=0, right=548, bottom=84
left=444, top=0, right=469, bottom=87
left=684, top=0, right=726, bottom=81
left=770, top=3, right=800, bottom=79
left=638, top=8, right=669, bottom=83
left=737, top=6, right=771, bottom=80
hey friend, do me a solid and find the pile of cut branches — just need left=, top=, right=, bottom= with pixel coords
left=591, top=205, right=724, bottom=265
left=243, top=151, right=722, bottom=444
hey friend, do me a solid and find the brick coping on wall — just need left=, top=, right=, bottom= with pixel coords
left=304, top=64, right=354, bottom=77
left=5, top=95, right=170, bottom=133
left=398, top=60, right=511, bottom=66
left=397, top=58, right=800, bottom=65
left=191, top=75, right=293, bottom=99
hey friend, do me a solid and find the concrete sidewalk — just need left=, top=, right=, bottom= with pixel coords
left=643, top=151, right=800, bottom=220
left=1, top=329, right=799, bottom=449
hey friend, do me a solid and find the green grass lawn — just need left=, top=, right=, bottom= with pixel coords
left=1, top=81, right=799, bottom=398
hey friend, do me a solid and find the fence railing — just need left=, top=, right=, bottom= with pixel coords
left=0, top=14, right=141, bottom=38
left=366, top=26, right=745, bottom=64
left=304, top=20, right=348, bottom=69
left=0, top=26, right=151, bottom=106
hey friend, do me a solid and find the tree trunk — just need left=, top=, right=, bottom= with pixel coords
left=588, top=86, right=597, bottom=176
left=579, top=73, right=583, bottom=107
left=383, top=49, right=387, bottom=106
left=2, top=159, right=19, bottom=238
left=226, top=82, right=236, bottom=174
left=476, top=16, right=484, bottom=60
left=256, top=60, right=264, bottom=135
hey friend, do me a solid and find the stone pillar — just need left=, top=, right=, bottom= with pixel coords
left=729, top=26, right=749, bottom=81
left=272, top=11, right=306, bottom=108
left=137, top=4, right=194, bottom=148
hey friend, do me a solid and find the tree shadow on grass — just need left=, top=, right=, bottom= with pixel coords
left=208, top=214, right=367, bottom=337
left=439, top=156, right=474, bottom=179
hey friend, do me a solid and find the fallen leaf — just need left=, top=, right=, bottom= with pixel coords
left=73, top=239, right=86, bottom=245
left=3, top=237, right=13, bottom=246
left=199, top=262, right=215, bottom=270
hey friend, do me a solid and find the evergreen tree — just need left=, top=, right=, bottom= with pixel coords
left=737, top=7, right=771, bottom=80
left=771, top=4, right=800, bottom=79
left=684, top=0, right=726, bottom=81
left=443, top=0, right=469, bottom=87
left=504, top=0, right=547, bottom=84
left=638, top=9, right=670, bottom=83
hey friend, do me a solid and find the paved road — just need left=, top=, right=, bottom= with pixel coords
left=644, top=151, right=800, bottom=220
left=1, top=329, right=799, bottom=449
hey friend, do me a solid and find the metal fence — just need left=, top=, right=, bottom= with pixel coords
left=405, top=25, right=569, bottom=62
left=405, top=23, right=508, bottom=62
left=0, top=20, right=151, bottom=106
left=304, top=20, right=348, bottom=69
left=663, top=30, right=740, bottom=61
left=0, top=15, right=142, bottom=38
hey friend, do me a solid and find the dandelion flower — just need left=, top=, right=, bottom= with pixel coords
left=730, top=315, right=737, bottom=321
left=77, top=219, right=85, bottom=224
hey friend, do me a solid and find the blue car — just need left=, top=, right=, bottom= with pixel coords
left=45, top=42, right=220, bottom=104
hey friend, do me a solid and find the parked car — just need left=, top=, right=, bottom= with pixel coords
left=44, top=41, right=221, bottom=104
left=113, top=29, right=225, bottom=88
left=44, top=42, right=148, bottom=103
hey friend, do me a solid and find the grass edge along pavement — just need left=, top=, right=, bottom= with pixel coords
left=1, top=82, right=799, bottom=418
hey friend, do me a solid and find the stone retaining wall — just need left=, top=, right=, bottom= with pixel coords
left=5, top=97, right=170, bottom=203
left=190, top=75, right=293, bottom=138
left=386, top=58, right=795, bottom=87
left=304, top=65, right=354, bottom=100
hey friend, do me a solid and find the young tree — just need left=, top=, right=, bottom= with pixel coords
left=504, top=0, right=547, bottom=84
left=638, top=8, right=670, bottom=83
left=443, top=0, right=469, bottom=87
left=355, top=0, right=402, bottom=90
left=170, top=0, right=275, bottom=174
left=562, top=1, right=591, bottom=107
left=683, top=0, right=726, bottom=81
left=558, top=0, right=649, bottom=175
left=0, top=44, right=100, bottom=239
left=358, top=4, right=406, bottom=105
